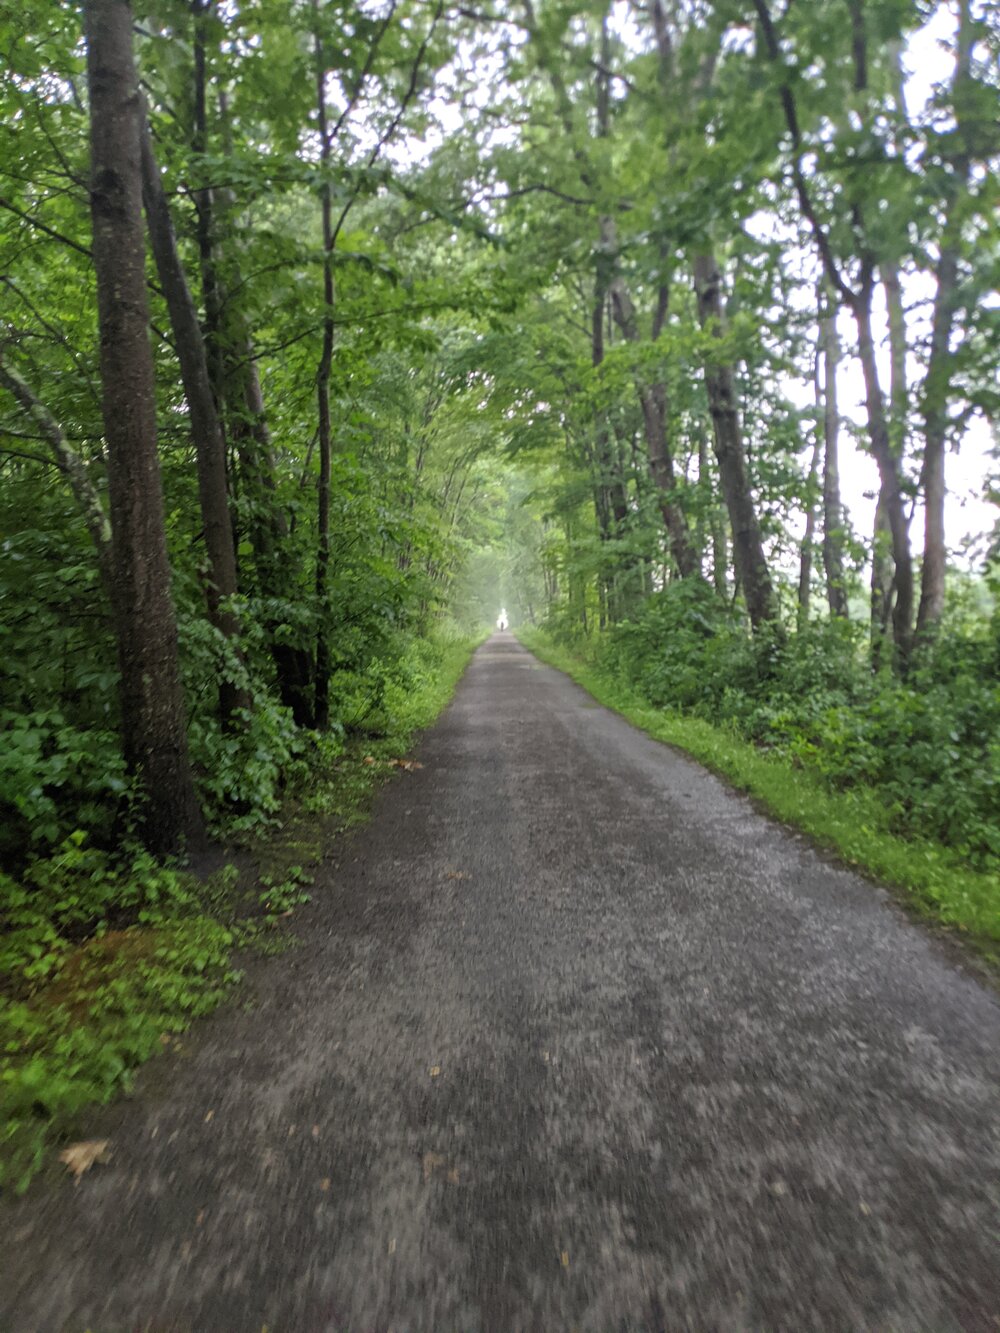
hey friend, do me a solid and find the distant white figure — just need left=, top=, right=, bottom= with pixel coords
left=497, top=608, right=509, bottom=631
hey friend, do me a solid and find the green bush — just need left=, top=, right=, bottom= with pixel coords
left=561, top=584, right=1000, bottom=870
left=0, top=711, right=128, bottom=859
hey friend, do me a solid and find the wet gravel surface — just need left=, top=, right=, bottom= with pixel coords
left=3, top=632, right=999, bottom=1331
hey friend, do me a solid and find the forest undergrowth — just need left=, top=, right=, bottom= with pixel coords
left=0, top=629, right=482, bottom=1195
left=520, top=589, right=1000, bottom=963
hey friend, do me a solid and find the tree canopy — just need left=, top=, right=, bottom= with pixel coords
left=1, top=0, right=998, bottom=859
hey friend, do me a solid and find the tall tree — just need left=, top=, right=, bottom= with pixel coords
left=692, top=251, right=777, bottom=630
left=313, top=17, right=335, bottom=731
left=752, top=0, right=915, bottom=664
left=818, top=292, right=848, bottom=619
left=83, top=0, right=203, bottom=853
left=139, top=114, right=247, bottom=723
left=916, top=0, right=976, bottom=638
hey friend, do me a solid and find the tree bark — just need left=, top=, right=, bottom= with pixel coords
left=870, top=260, right=908, bottom=653
left=608, top=273, right=699, bottom=577
left=819, top=299, right=848, bottom=618
left=917, top=0, right=974, bottom=638
left=313, top=24, right=334, bottom=729
left=798, top=429, right=822, bottom=625
left=191, top=0, right=225, bottom=412
left=692, top=251, right=777, bottom=630
left=853, top=281, right=913, bottom=666
left=916, top=242, right=961, bottom=638
left=139, top=114, right=247, bottom=723
left=212, top=89, right=315, bottom=723
left=83, top=0, right=203, bottom=854
left=752, top=0, right=913, bottom=662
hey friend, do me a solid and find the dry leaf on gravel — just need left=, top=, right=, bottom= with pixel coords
left=59, top=1140, right=110, bottom=1181
left=422, top=1151, right=446, bottom=1182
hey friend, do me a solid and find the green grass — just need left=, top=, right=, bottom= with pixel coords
left=0, top=629, right=485, bottom=1194
left=519, top=628, right=1000, bottom=965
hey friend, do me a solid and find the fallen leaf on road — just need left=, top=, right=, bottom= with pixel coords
left=390, top=759, right=424, bottom=772
left=423, top=1152, right=446, bottom=1182
left=422, top=1153, right=461, bottom=1185
left=429, top=1065, right=441, bottom=1078
left=320, top=1178, right=331, bottom=1192
left=561, top=1250, right=570, bottom=1268
left=204, top=1109, right=215, bottom=1123
left=59, top=1140, right=110, bottom=1181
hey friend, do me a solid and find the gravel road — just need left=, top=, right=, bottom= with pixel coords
left=3, top=632, right=999, bottom=1331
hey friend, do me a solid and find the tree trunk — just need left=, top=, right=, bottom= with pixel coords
left=191, top=0, right=225, bottom=413
left=916, top=242, right=961, bottom=639
left=917, top=0, right=973, bottom=639
left=608, top=273, right=698, bottom=577
left=592, top=256, right=631, bottom=622
left=798, top=430, right=822, bottom=625
left=819, top=299, right=848, bottom=618
left=139, top=114, right=247, bottom=723
left=692, top=251, right=777, bottom=630
left=213, top=90, right=315, bottom=723
left=870, top=260, right=908, bottom=653
left=83, top=0, right=203, bottom=854
left=852, top=283, right=913, bottom=666
left=313, top=25, right=334, bottom=730
left=871, top=498, right=894, bottom=668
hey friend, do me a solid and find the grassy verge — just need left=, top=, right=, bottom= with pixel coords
left=519, top=628, right=1000, bottom=966
left=1, top=629, right=484, bottom=1194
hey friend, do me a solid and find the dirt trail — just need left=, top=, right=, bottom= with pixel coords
left=3, top=632, right=999, bottom=1330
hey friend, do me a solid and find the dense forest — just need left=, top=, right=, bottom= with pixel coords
left=1, top=0, right=998, bottom=1182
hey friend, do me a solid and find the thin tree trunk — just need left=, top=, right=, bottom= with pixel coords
left=712, top=505, right=728, bottom=599
left=83, top=0, right=203, bottom=854
left=592, top=259, right=630, bottom=622
left=313, top=22, right=334, bottom=730
left=819, top=298, right=848, bottom=618
left=917, top=0, right=973, bottom=638
left=0, top=358, right=114, bottom=598
left=870, top=260, right=908, bottom=652
left=853, top=283, right=913, bottom=666
left=692, top=251, right=777, bottom=630
left=191, top=0, right=225, bottom=412
left=752, top=0, right=912, bottom=661
left=916, top=242, right=961, bottom=638
left=608, top=274, right=698, bottom=577
left=212, top=90, right=315, bottom=723
left=139, top=114, right=247, bottom=723
left=798, top=429, right=822, bottom=625
left=871, top=499, right=894, bottom=668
